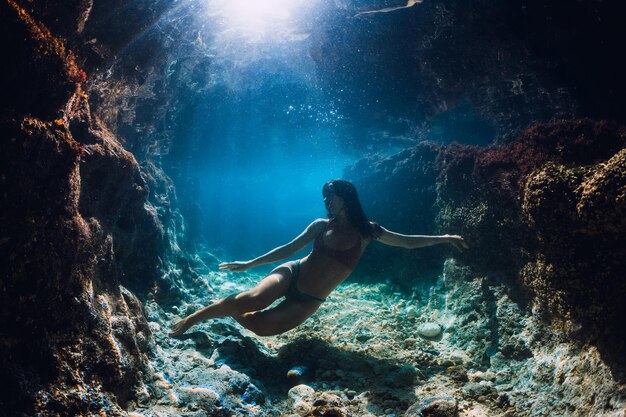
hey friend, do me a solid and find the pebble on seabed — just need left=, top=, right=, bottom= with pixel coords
left=405, top=306, right=420, bottom=318
left=287, top=384, right=315, bottom=405
left=417, top=322, right=442, bottom=338
left=287, top=366, right=308, bottom=385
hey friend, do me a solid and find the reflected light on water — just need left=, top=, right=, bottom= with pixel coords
left=213, top=0, right=307, bottom=38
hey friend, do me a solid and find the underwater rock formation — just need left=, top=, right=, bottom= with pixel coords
left=0, top=92, right=153, bottom=414
left=405, top=396, right=458, bottom=417
left=0, top=1, right=185, bottom=414
left=348, top=119, right=626, bottom=413
left=348, top=120, right=626, bottom=360
left=311, top=0, right=626, bottom=145
left=520, top=147, right=626, bottom=370
left=439, top=120, right=626, bottom=373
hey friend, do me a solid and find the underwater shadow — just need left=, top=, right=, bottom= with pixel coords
left=190, top=326, right=419, bottom=410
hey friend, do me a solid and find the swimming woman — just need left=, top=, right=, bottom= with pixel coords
left=170, top=179, right=468, bottom=337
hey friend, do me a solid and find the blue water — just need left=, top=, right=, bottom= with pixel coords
left=159, top=0, right=359, bottom=259
left=140, top=0, right=496, bottom=262
left=198, top=147, right=353, bottom=260
left=184, top=73, right=357, bottom=258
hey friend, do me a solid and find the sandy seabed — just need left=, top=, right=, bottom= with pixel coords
left=128, top=260, right=624, bottom=417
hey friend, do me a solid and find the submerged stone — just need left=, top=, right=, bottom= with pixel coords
left=417, top=322, right=442, bottom=338
left=405, top=396, right=458, bottom=417
left=463, top=381, right=496, bottom=399
left=287, top=365, right=309, bottom=386
left=405, top=306, right=420, bottom=318
left=288, top=384, right=315, bottom=404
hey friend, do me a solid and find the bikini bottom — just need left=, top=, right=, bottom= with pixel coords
left=286, top=260, right=326, bottom=303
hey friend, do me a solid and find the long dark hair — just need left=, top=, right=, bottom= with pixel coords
left=323, top=179, right=382, bottom=239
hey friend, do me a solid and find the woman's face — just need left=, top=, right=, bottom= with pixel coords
left=324, top=191, right=345, bottom=217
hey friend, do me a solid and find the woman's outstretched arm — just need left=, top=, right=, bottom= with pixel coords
left=219, top=219, right=327, bottom=272
left=374, top=224, right=468, bottom=252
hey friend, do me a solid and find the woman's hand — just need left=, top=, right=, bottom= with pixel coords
left=444, top=235, right=469, bottom=252
left=219, top=261, right=253, bottom=272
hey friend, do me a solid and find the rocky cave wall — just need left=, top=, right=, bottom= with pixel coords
left=311, top=0, right=626, bottom=145
left=348, top=119, right=626, bottom=382
left=0, top=0, right=192, bottom=414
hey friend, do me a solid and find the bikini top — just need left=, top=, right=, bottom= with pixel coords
left=311, top=221, right=362, bottom=270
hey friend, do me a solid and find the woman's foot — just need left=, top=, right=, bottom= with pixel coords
left=170, top=317, right=193, bottom=337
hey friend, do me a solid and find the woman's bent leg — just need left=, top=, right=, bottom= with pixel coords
left=234, top=298, right=321, bottom=336
left=170, top=265, right=293, bottom=336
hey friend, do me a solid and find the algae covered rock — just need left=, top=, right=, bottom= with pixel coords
left=405, top=396, right=458, bottom=417
left=308, top=393, right=347, bottom=417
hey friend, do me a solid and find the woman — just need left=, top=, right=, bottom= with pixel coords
left=170, top=179, right=468, bottom=337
